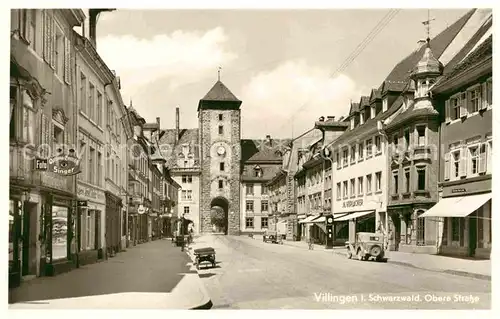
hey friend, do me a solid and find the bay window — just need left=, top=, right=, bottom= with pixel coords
left=10, top=87, right=36, bottom=144
left=416, top=125, right=426, bottom=146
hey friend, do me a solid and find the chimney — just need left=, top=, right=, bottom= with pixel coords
left=175, top=106, right=180, bottom=143
left=318, top=116, right=325, bottom=122
left=156, top=117, right=160, bottom=130
left=88, top=9, right=98, bottom=47
left=327, top=116, right=335, bottom=121
left=266, top=134, right=272, bottom=146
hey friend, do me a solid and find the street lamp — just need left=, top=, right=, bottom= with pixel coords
left=320, top=146, right=335, bottom=249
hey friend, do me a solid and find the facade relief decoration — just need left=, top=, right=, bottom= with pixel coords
left=52, top=107, right=69, bottom=125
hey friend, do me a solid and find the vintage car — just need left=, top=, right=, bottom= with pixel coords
left=263, top=230, right=283, bottom=244
left=345, top=232, right=385, bottom=261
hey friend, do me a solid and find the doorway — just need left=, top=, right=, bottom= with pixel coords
left=21, top=202, right=37, bottom=278
left=468, top=215, right=477, bottom=257
left=210, top=197, right=229, bottom=235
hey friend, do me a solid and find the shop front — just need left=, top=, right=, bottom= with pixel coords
left=76, top=182, right=105, bottom=265
left=105, top=191, right=123, bottom=256
left=419, top=177, right=492, bottom=259
left=334, top=197, right=384, bottom=243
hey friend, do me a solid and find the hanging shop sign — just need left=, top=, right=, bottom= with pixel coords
left=35, top=155, right=81, bottom=176
left=138, top=205, right=146, bottom=214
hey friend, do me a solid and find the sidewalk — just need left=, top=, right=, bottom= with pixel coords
left=262, top=236, right=491, bottom=280
left=9, top=238, right=211, bottom=309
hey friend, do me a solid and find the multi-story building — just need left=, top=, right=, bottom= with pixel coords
left=267, top=168, right=288, bottom=234
left=159, top=167, right=181, bottom=237
left=10, top=9, right=85, bottom=287
left=240, top=136, right=289, bottom=235
left=127, top=107, right=153, bottom=244
left=421, top=30, right=492, bottom=258
left=158, top=106, right=201, bottom=233
left=382, top=41, right=442, bottom=253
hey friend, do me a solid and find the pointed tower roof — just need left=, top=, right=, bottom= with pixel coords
left=198, top=80, right=242, bottom=111
left=411, top=41, right=444, bottom=77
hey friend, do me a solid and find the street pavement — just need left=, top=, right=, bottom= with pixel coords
left=9, top=239, right=210, bottom=309
left=191, top=234, right=491, bottom=310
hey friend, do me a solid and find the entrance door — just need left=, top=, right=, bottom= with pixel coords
left=21, top=202, right=30, bottom=276
left=468, top=215, right=477, bottom=257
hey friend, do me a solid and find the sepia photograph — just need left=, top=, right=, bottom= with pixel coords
left=5, top=2, right=494, bottom=314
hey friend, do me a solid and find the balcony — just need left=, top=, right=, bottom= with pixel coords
left=412, top=145, right=432, bottom=162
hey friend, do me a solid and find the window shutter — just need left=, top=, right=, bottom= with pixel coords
left=481, top=82, right=488, bottom=110
left=445, top=99, right=451, bottom=123
left=444, top=152, right=450, bottom=181
left=460, top=93, right=468, bottom=117
left=479, top=143, right=487, bottom=174
left=459, top=147, right=467, bottom=177
left=64, top=37, right=71, bottom=84
left=49, top=17, right=56, bottom=69
left=42, top=10, right=48, bottom=62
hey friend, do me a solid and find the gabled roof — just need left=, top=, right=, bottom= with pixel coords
left=385, top=102, right=439, bottom=131
left=381, top=80, right=407, bottom=96
left=158, top=128, right=200, bottom=168
left=433, top=34, right=492, bottom=92
left=383, top=9, right=475, bottom=84
left=369, top=89, right=381, bottom=102
left=201, top=80, right=241, bottom=102
left=359, top=96, right=370, bottom=107
left=349, top=102, right=360, bottom=115
left=241, top=139, right=292, bottom=164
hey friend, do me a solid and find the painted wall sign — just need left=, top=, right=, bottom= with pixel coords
left=451, top=188, right=467, bottom=193
left=77, top=183, right=105, bottom=203
left=342, top=199, right=363, bottom=209
left=47, top=155, right=81, bottom=176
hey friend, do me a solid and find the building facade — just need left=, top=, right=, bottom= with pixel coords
left=10, top=9, right=86, bottom=287
left=422, top=32, right=492, bottom=259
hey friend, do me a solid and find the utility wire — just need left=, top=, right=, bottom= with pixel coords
left=277, top=9, right=401, bottom=131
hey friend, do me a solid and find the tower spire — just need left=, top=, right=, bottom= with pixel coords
left=218, top=66, right=222, bottom=81
left=422, top=9, right=435, bottom=43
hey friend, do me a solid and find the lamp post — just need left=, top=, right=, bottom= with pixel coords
left=320, top=146, right=335, bottom=249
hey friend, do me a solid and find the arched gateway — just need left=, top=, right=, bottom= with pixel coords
left=210, top=197, right=229, bottom=235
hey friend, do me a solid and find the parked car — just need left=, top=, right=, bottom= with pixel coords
left=263, top=230, right=283, bottom=244
left=345, top=232, right=385, bottom=261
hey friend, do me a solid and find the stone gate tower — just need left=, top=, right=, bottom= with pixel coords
left=198, top=80, right=242, bottom=235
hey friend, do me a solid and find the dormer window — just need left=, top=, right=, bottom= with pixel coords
left=254, top=165, right=262, bottom=177
left=350, top=117, right=355, bottom=130
left=360, top=112, right=364, bottom=125
left=370, top=105, right=375, bottom=119
left=382, top=97, right=388, bottom=112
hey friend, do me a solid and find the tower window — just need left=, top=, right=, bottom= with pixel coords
left=220, top=162, right=225, bottom=171
left=218, top=180, right=224, bottom=189
left=218, top=125, right=223, bottom=134
left=218, top=114, right=223, bottom=121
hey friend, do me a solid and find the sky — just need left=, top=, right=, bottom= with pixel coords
left=94, top=8, right=471, bottom=139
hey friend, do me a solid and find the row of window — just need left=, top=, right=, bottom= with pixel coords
left=245, top=200, right=269, bottom=212
left=445, top=78, right=492, bottom=122
left=336, top=172, right=382, bottom=200
left=336, top=135, right=382, bottom=168
left=391, top=166, right=427, bottom=195
left=444, top=139, right=492, bottom=181
left=181, top=190, right=193, bottom=201
left=79, top=73, right=104, bottom=127
left=245, top=183, right=268, bottom=195
left=245, top=217, right=269, bottom=228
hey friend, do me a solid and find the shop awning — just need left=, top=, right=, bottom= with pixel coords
left=419, top=192, right=491, bottom=218
left=299, top=214, right=319, bottom=224
left=335, top=210, right=375, bottom=222
left=313, top=216, right=325, bottom=223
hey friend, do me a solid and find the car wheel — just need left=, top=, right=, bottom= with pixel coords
left=357, top=249, right=363, bottom=261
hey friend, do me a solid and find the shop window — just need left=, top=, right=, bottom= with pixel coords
left=246, top=200, right=254, bottom=212
left=245, top=217, right=254, bottom=228
left=451, top=217, right=460, bottom=242
left=261, top=217, right=268, bottom=228
left=52, top=206, right=68, bottom=260
left=86, top=210, right=95, bottom=250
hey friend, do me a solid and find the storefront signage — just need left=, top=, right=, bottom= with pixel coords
left=443, top=177, right=491, bottom=197
left=48, top=156, right=81, bottom=176
left=342, top=199, right=363, bottom=209
left=77, top=183, right=105, bottom=203
left=34, top=158, right=48, bottom=170
left=41, top=171, right=68, bottom=190
left=451, top=188, right=467, bottom=193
